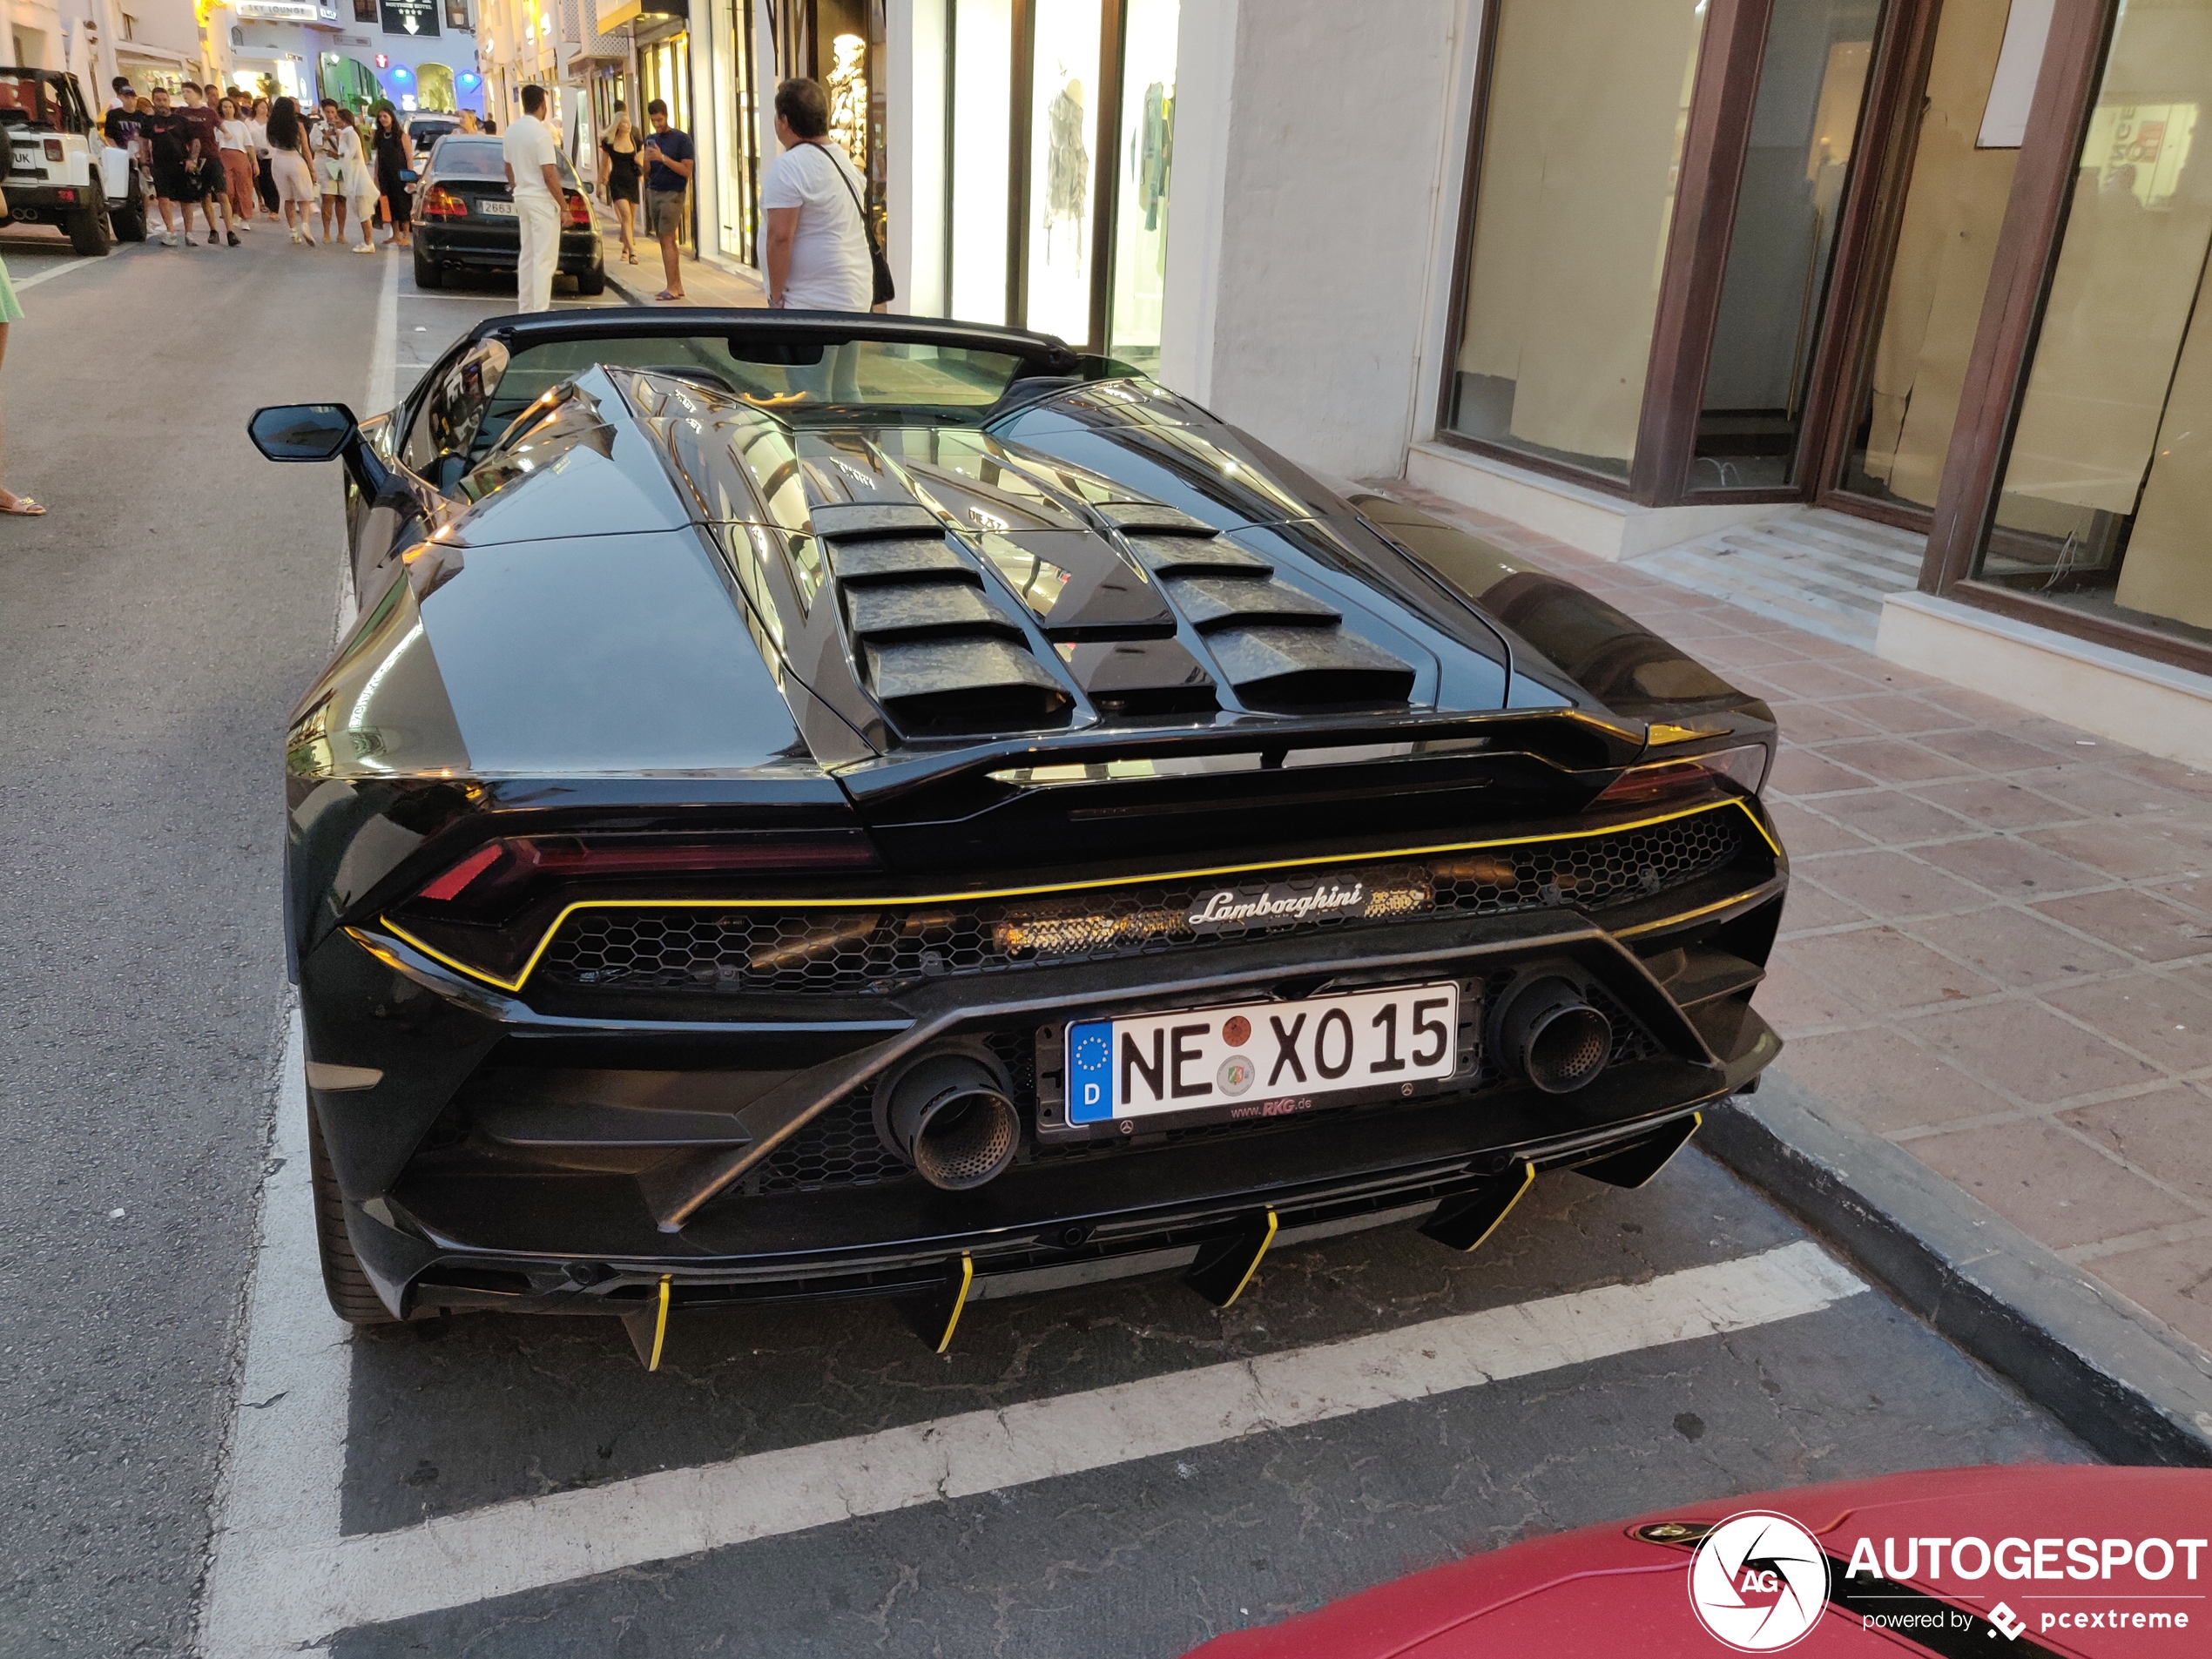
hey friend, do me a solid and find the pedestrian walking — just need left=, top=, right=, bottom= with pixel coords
left=638, top=98, right=694, bottom=302
left=0, top=252, right=39, bottom=516
left=369, top=106, right=413, bottom=250
left=314, top=100, right=361, bottom=249
left=598, top=106, right=641, bottom=266
left=141, top=86, right=202, bottom=248
left=266, top=98, right=319, bottom=244
left=179, top=84, right=238, bottom=246
left=761, top=78, right=873, bottom=314
left=455, top=109, right=482, bottom=135
left=343, top=111, right=380, bottom=253
left=502, top=84, right=563, bottom=313
left=216, top=97, right=257, bottom=230
left=251, top=98, right=280, bottom=215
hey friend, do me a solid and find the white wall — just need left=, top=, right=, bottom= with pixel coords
left=1174, top=0, right=1474, bottom=478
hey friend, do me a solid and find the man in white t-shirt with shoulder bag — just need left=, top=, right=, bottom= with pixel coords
left=760, top=78, right=875, bottom=314
left=502, top=84, right=563, bottom=314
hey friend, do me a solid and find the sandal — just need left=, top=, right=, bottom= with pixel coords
left=655, top=289, right=685, bottom=301
left=0, top=491, right=47, bottom=516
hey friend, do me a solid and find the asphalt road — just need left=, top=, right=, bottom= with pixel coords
left=0, top=226, right=607, bottom=1658
left=0, top=228, right=2090, bottom=1659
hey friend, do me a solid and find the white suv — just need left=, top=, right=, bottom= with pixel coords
left=0, top=67, right=145, bottom=253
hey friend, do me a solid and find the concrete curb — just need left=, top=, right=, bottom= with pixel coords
left=1701, top=1071, right=2212, bottom=1467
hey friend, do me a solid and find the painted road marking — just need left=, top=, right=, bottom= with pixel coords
left=193, top=1030, right=1866, bottom=1656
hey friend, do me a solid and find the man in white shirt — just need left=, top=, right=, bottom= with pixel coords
left=759, top=78, right=873, bottom=313
left=502, top=84, right=563, bottom=314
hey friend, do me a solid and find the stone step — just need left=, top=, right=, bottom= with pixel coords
left=1642, top=534, right=1896, bottom=616
left=1629, top=548, right=1885, bottom=649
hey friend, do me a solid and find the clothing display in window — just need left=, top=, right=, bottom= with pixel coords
left=826, top=31, right=868, bottom=175
left=1135, top=80, right=1170, bottom=233
left=1044, top=75, right=1088, bottom=261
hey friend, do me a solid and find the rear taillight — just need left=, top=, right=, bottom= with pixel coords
left=563, top=189, right=590, bottom=227
left=42, top=138, right=61, bottom=162
left=1590, top=744, right=1770, bottom=810
left=420, top=184, right=468, bottom=218
left=405, top=833, right=883, bottom=925
left=53, top=186, right=72, bottom=202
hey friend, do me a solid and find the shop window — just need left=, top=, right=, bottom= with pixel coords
left=1446, top=0, right=1709, bottom=483
left=1838, top=0, right=2030, bottom=511
left=1972, top=0, right=2212, bottom=651
left=1694, top=0, right=1878, bottom=490
left=444, top=0, right=469, bottom=28
left=1106, top=0, right=1177, bottom=370
left=354, top=0, right=376, bottom=21
left=948, top=0, right=1015, bottom=325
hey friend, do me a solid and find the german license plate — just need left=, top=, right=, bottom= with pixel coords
left=1065, top=982, right=1460, bottom=1127
left=478, top=198, right=516, bottom=217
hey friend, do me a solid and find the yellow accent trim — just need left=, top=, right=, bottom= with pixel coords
left=1454, top=1161, right=1535, bottom=1253
left=1645, top=721, right=1730, bottom=746
left=377, top=798, right=1777, bottom=993
left=934, top=1254, right=974, bottom=1353
left=1612, top=885, right=1777, bottom=941
left=646, top=1275, right=671, bottom=1372
left=1218, top=1208, right=1279, bottom=1308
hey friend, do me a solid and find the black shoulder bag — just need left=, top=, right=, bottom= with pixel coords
left=809, top=141, right=895, bottom=307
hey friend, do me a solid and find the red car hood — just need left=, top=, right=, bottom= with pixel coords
left=1188, top=1464, right=2211, bottom=1657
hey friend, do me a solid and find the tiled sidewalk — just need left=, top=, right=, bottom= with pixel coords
left=594, top=200, right=765, bottom=308
left=1387, top=484, right=2212, bottom=1356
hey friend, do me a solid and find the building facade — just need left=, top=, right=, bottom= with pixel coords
left=347, top=0, right=2208, bottom=750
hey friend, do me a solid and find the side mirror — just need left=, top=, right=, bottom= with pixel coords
left=249, top=403, right=358, bottom=462
left=247, top=401, right=402, bottom=505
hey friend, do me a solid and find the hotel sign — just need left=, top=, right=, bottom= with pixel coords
left=378, top=0, right=441, bottom=35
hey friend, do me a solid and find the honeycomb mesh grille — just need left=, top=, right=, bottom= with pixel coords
left=745, top=983, right=1669, bottom=1197
left=542, top=813, right=1750, bottom=995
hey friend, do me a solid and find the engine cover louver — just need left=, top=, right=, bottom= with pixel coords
left=1119, top=530, right=1414, bottom=711
left=831, top=527, right=1074, bottom=736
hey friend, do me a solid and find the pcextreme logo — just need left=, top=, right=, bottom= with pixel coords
left=1689, top=1512, right=1831, bottom=1651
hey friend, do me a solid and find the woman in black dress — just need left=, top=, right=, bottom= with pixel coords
left=599, top=108, right=643, bottom=265
left=369, top=106, right=414, bottom=250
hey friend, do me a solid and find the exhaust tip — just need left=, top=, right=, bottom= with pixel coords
left=1495, top=974, right=1612, bottom=1095
left=879, top=1049, right=1021, bottom=1190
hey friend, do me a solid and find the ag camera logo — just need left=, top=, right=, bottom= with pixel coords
left=1689, top=1511, right=1831, bottom=1651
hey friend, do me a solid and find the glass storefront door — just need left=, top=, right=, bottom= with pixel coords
left=1835, top=0, right=2029, bottom=512
left=712, top=0, right=761, bottom=266
left=1694, top=0, right=1880, bottom=489
left=1447, top=0, right=1710, bottom=482
left=1970, top=0, right=2212, bottom=650
left=1022, top=0, right=1102, bottom=341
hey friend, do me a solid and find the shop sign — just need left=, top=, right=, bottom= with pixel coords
left=238, top=0, right=320, bottom=17
left=378, top=0, right=441, bottom=37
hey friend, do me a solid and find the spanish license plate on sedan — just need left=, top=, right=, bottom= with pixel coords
left=1065, top=982, right=1460, bottom=1128
left=478, top=199, right=516, bottom=217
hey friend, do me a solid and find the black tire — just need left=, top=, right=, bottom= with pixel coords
left=573, top=259, right=606, bottom=297
left=412, top=245, right=443, bottom=289
left=308, top=1102, right=397, bottom=1325
left=111, top=190, right=147, bottom=243
left=68, top=200, right=112, bottom=257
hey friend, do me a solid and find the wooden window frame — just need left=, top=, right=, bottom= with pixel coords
left=1916, top=0, right=2212, bottom=675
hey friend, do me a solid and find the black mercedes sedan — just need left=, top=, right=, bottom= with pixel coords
left=253, top=314, right=1786, bottom=1366
left=410, top=132, right=604, bottom=296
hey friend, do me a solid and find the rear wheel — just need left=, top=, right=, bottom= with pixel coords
left=111, top=180, right=147, bottom=243
left=573, top=260, right=606, bottom=297
left=308, top=1102, right=397, bottom=1325
left=68, top=200, right=112, bottom=257
left=412, top=244, right=443, bottom=288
